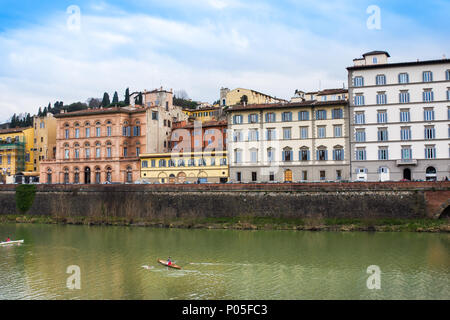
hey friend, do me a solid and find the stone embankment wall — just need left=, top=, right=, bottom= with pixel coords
left=0, top=182, right=449, bottom=220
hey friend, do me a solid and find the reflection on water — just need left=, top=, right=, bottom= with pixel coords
left=0, top=224, right=448, bottom=300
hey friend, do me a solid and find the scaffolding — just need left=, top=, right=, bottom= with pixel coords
left=0, top=137, right=26, bottom=173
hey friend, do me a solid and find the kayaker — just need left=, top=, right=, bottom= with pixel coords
left=167, top=257, right=172, bottom=266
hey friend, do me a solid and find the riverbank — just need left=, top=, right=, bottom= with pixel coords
left=1, top=214, right=449, bottom=233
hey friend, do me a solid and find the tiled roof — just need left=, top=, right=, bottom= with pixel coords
left=0, top=127, right=32, bottom=134
left=54, top=106, right=147, bottom=118
left=227, top=100, right=347, bottom=112
left=362, top=51, right=391, bottom=57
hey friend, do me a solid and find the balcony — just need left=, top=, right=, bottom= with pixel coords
left=396, top=159, right=417, bottom=166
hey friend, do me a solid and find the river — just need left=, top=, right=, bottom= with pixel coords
left=0, top=224, right=448, bottom=300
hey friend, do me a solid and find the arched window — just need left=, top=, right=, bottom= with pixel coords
left=126, top=167, right=133, bottom=183
left=95, top=167, right=101, bottom=184
left=317, top=146, right=328, bottom=161
left=106, top=167, right=112, bottom=182
left=282, top=147, right=293, bottom=162
left=74, top=167, right=80, bottom=184
left=426, top=166, right=437, bottom=182
left=47, top=168, right=52, bottom=184
left=63, top=167, right=69, bottom=184
left=299, top=147, right=310, bottom=161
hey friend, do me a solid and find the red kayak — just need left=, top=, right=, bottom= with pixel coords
left=157, top=259, right=182, bottom=269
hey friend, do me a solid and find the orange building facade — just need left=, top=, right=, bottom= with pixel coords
left=40, top=106, right=147, bottom=184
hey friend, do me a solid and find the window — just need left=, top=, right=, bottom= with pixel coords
left=398, top=73, right=409, bottom=84
left=333, top=148, right=344, bottom=161
left=423, top=89, right=434, bottom=102
left=65, top=129, right=69, bottom=139
left=282, top=148, right=293, bottom=162
left=74, top=148, right=80, bottom=159
left=248, top=114, right=259, bottom=123
left=356, top=148, right=366, bottom=161
left=159, top=159, right=167, bottom=167
left=248, top=129, right=259, bottom=141
left=152, top=111, right=158, bottom=120
left=355, top=129, right=366, bottom=142
left=316, top=110, right=326, bottom=120
left=377, top=110, right=387, bottom=123
left=188, top=158, right=196, bottom=167
left=7, top=154, right=11, bottom=164
left=178, top=159, right=185, bottom=167
left=283, top=127, right=292, bottom=140
left=123, top=147, right=128, bottom=157
left=423, top=71, right=433, bottom=82
left=424, top=108, right=435, bottom=121
left=332, top=109, right=343, bottom=119
left=282, top=112, right=292, bottom=122
left=234, top=149, right=242, bottom=163
left=378, top=147, right=389, bottom=160
left=269, top=172, right=275, bottom=182
left=378, top=128, right=389, bottom=141
left=355, top=112, right=365, bottom=124
left=107, top=147, right=112, bottom=158
left=251, top=172, right=257, bottom=182
left=317, top=149, right=328, bottom=161
left=236, top=172, right=242, bottom=182
left=300, top=127, right=308, bottom=139
left=266, top=128, right=276, bottom=141
left=96, top=147, right=101, bottom=158
left=151, top=160, right=156, bottom=167
left=317, top=126, right=326, bottom=138
left=446, top=70, right=450, bottom=81
left=298, top=111, right=309, bottom=121
left=447, top=88, right=450, bottom=101
left=334, top=125, right=342, bottom=138
left=425, top=146, right=436, bottom=159
left=299, top=148, right=310, bottom=161
left=168, top=159, right=176, bottom=167
left=220, top=158, right=227, bottom=166
left=85, top=128, right=90, bottom=138
left=136, top=147, right=140, bottom=157
left=401, top=147, right=412, bottom=160
left=373, top=57, right=378, bottom=64
left=233, top=130, right=243, bottom=142
left=336, top=170, right=342, bottom=181
left=401, top=127, right=411, bottom=141
left=376, top=92, right=387, bottom=105
left=354, top=94, right=365, bottom=106
left=265, top=113, right=276, bottom=123
left=64, top=149, right=69, bottom=159
left=353, top=76, right=364, bottom=87
left=302, top=171, right=308, bottom=181
left=267, top=148, right=275, bottom=162
left=96, top=127, right=101, bottom=137
left=75, top=128, right=79, bottom=138
left=376, top=74, right=386, bottom=85
left=250, top=149, right=258, bottom=163
left=400, top=109, right=410, bottom=122
left=424, top=126, right=436, bottom=140
left=107, top=126, right=111, bottom=136
left=85, top=148, right=90, bottom=159
left=233, top=115, right=243, bottom=124
left=399, top=91, right=410, bottom=103
left=133, top=126, right=141, bottom=136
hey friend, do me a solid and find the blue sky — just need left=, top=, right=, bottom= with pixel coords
left=0, top=0, right=449, bottom=122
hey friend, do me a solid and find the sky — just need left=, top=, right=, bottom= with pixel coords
left=0, top=0, right=449, bottom=122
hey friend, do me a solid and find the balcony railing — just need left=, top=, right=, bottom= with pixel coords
left=396, top=159, right=417, bottom=166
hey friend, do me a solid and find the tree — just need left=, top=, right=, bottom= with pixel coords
left=134, top=92, right=143, bottom=106
left=112, top=91, right=119, bottom=104
left=38, top=107, right=42, bottom=117
left=174, top=89, right=189, bottom=100
left=101, top=92, right=110, bottom=108
left=87, top=98, right=101, bottom=109
left=124, top=88, right=130, bottom=105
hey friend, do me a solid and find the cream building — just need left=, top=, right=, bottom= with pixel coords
left=226, top=101, right=350, bottom=183
left=347, top=51, right=450, bottom=181
left=220, top=87, right=287, bottom=107
left=292, top=89, right=348, bottom=103
left=33, top=113, right=57, bottom=171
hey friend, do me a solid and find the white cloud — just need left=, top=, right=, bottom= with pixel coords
left=0, top=1, right=448, bottom=122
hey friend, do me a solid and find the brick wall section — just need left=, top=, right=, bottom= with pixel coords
left=0, top=182, right=448, bottom=219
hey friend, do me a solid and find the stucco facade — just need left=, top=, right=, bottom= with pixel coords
left=226, top=101, right=350, bottom=183
left=220, top=87, right=287, bottom=107
left=347, top=51, right=450, bottom=182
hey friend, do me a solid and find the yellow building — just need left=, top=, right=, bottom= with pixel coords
left=182, top=107, right=222, bottom=123
left=0, top=127, right=36, bottom=183
left=33, top=114, right=57, bottom=171
left=140, top=151, right=228, bottom=183
left=220, top=87, right=287, bottom=107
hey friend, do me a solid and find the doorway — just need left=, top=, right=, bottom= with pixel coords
left=84, top=167, right=91, bottom=184
left=403, top=168, right=411, bottom=181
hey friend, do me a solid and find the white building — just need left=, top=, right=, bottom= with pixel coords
left=347, top=51, right=450, bottom=182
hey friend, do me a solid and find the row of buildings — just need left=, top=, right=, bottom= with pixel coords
left=1, top=51, right=449, bottom=184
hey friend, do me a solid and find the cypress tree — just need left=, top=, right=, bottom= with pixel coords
left=112, top=91, right=119, bottom=104
left=102, top=92, right=110, bottom=107
left=124, top=88, right=130, bottom=105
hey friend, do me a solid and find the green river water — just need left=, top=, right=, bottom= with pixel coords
left=0, top=223, right=448, bottom=300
